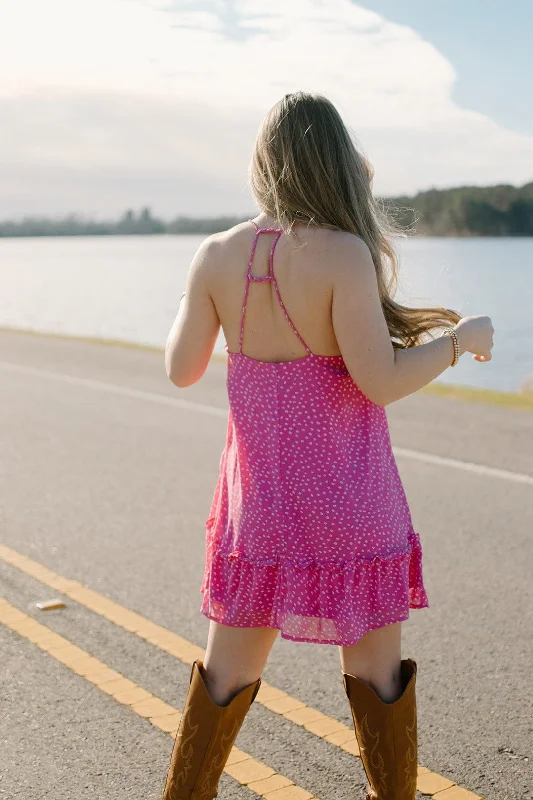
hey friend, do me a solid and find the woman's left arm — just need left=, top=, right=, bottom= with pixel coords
left=165, top=236, right=221, bottom=387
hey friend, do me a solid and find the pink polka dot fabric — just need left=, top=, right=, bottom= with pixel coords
left=200, top=222, right=429, bottom=646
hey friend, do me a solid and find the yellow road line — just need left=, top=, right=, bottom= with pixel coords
left=0, top=597, right=316, bottom=800
left=0, top=545, right=483, bottom=799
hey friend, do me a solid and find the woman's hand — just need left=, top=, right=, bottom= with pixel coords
left=454, top=316, right=494, bottom=362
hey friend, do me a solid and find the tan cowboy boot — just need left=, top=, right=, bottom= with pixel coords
left=342, top=659, right=418, bottom=800
left=162, top=658, right=261, bottom=800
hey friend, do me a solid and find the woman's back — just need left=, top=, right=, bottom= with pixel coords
left=208, top=218, right=345, bottom=363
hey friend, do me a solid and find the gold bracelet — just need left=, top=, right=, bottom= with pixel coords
left=442, top=327, right=460, bottom=367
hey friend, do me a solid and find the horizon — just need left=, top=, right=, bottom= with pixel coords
left=2, top=179, right=532, bottom=224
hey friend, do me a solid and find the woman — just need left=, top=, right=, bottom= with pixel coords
left=163, top=91, right=494, bottom=800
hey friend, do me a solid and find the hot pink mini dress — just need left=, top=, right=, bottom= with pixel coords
left=200, top=221, right=429, bottom=646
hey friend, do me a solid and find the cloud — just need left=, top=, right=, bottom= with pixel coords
left=0, top=0, right=532, bottom=216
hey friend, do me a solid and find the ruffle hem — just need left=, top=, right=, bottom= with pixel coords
left=200, top=524, right=429, bottom=646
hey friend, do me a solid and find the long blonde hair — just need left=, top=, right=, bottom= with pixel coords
left=249, top=92, right=460, bottom=348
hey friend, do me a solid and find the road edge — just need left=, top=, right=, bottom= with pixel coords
left=2, top=326, right=532, bottom=412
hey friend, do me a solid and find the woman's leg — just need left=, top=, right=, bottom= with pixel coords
left=340, top=622, right=419, bottom=800
left=162, top=622, right=278, bottom=799
left=203, top=620, right=280, bottom=705
left=339, top=621, right=402, bottom=702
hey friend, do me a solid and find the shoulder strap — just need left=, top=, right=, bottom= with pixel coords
left=238, top=221, right=311, bottom=355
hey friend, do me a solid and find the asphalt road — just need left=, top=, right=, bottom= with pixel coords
left=1, top=330, right=532, bottom=800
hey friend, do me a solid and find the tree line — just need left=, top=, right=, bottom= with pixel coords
left=1, top=182, right=532, bottom=238
left=388, top=181, right=533, bottom=236
left=0, top=207, right=245, bottom=237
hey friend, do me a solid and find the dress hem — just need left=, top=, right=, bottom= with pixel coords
left=199, top=529, right=429, bottom=647
left=199, top=603, right=428, bottom=647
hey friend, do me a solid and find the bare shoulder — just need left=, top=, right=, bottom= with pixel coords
left=206, top=219, right=252, bottom=246
left=193, top=221, right=252, bottom=265
left=189, top=221, right=251, bottom=277
left=324, top=230, right=373, bottom=272
left=194, top=224, right=374, bottom=283
left=300, top=227, right=374, bottom=285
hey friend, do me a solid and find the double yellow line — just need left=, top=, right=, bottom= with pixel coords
left=0, top=544, right=482, bottom=800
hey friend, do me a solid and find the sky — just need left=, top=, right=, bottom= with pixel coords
left=1, top=0, right=532, bottom=219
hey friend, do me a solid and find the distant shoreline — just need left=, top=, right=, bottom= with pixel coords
left=1, top=180, right=532, bottom=237
left=1, top=231, right=533, bottom=240
left=3, top=326, right=532, bottom=412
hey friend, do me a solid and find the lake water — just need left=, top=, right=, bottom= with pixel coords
left=0, top=234, right=532, bottom=393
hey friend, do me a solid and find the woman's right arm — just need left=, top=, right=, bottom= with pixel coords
left=331, top=234, right=494, bottom=406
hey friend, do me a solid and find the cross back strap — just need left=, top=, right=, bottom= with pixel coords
left=238, top=220, right=311, bottom=355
